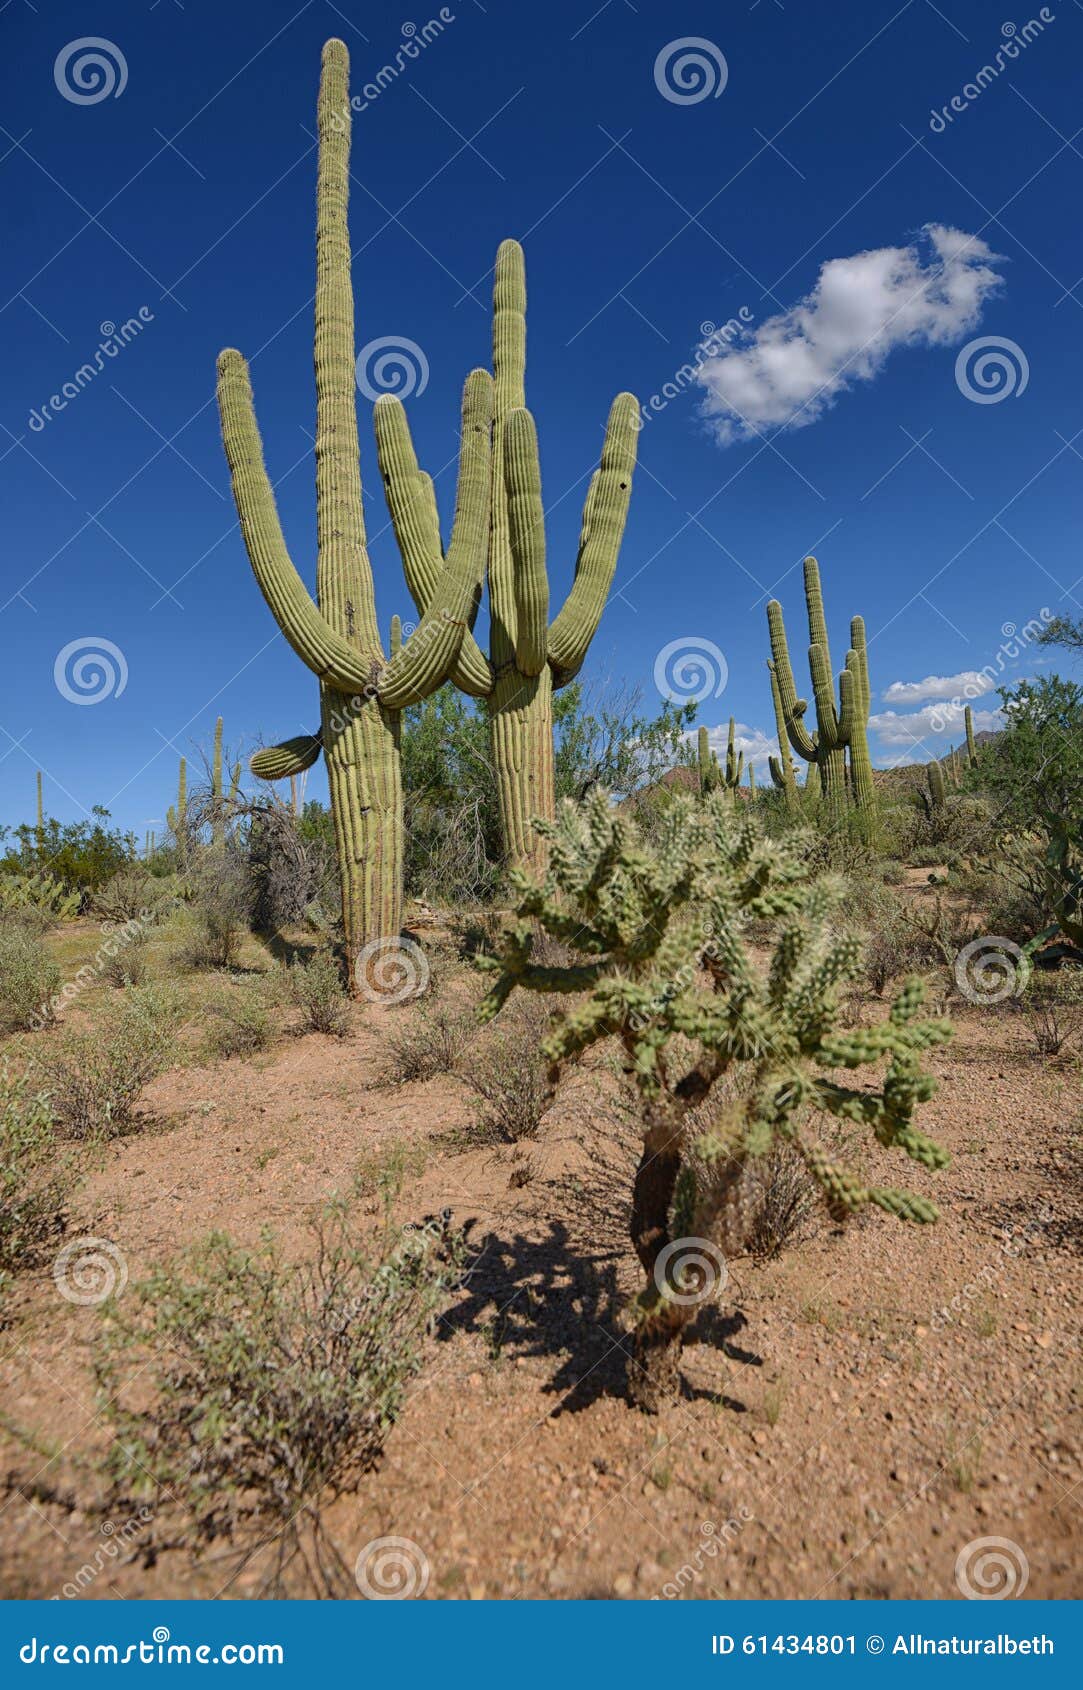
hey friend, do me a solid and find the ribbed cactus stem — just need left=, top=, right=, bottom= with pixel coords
left=766, top=660, right=799, bottom=810
left=722, top=716, right=744, bottom=806
left=964, top=705, right=977, bottom=766
left=928, top=759, right=946, bottom=810
left=36, top=771, right=44, bottom=838
left=747, top=762, right=756, bottom=798
left=697, top=724, right=720, bottom=796
left=217, top=39, right=490, bottom=986
left=846, top=616, right=876, bottom=814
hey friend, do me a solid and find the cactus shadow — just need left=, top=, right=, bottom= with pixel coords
left=440, top=1220, right=759, bottom=1412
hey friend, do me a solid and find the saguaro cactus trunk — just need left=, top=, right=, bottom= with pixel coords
left=846, top=616, right=876, bottom=813
left=376, top=240, right=639, bottom=877
left=217, top=40, right=491, bottom=989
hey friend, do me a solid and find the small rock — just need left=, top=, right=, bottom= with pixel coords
left=613, top=1573, right=634, bottom=1597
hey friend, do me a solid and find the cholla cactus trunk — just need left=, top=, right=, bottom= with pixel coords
left=965, top=704, right=978, bottom=766
left=846, top=615, right=876, bottom=812
left=217, top=40, right=491, bottom=990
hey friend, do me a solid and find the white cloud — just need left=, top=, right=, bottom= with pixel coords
left=868, top=703, right=1002, bottom=747
left=697, top=722, right=780, bottom=776
left=697, top=224, right=1003, bottom=444
left=882, top=670, right=996, bottom=706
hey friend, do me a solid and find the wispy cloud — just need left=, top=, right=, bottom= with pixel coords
left=697, top=224, right=1004, bottom=445
left=882, top=670, right=996, bottom=706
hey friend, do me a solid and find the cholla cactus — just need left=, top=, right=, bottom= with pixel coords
left=478, top=790, right=950, bottom=1410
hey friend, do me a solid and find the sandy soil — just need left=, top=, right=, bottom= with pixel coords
left=0, top=919, right=1079, bottom=1602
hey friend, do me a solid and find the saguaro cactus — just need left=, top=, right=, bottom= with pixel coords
left=926, top=758, right=946, bottom=812
left=217, top=40, right=491, bottom=986
left=767, top=558, right=871, bottom=824
left=847, top=615, right=876, bottom=812
left=167, top=756, right=187, bottom=847
left=722, top=717, right=744, bottom=804
left=964, top=705, right=978, bottom=766
left=377, top=239, right=638, bottom=874
left=697, top=724, right=720, bottom=796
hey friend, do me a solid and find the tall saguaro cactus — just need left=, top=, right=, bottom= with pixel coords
left=767, top=558, right=873, bottom=824
left=377, top=240, right=639, bottom=874
left=217, top=40, right=491, bottom=985
left=167, top=757, right=187, bottom=850
left=964, top=704, right=978, bottom=767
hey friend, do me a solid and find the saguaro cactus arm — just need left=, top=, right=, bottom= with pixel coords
left=767, top=601, right=817, bottom=762
left=376, top=370, right=493, bottom=709
left=251, top=733, right=323, bottom=782
left=374, top=394, right=492, bottom=697
left=547, top=391, right=638, bottom=682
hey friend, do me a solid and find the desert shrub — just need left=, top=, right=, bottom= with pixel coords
left=95, top=1204, right=463, bottom=1595
left=101, top=930, right=150, bottom=988
left=93, top=866, right=173, bottom=926
left=479, top=791, right=952, bottom=1410
left=856, top=883, right=932, bottom=996
left=202, top=988, right=276, bottom=1060
left=0, top=925, right=61, bottom=1035
left=2, top=812, right=135, bottom=902
left=383, top=1002, right=474, bottom=1084
left=460, top=1000, right=554, bottom=1143
left=33, top=987, right=179, bottom=1140
left=176, top=848, right=253, bottom=971
left=289, top=949, right=350, bottom=1037
left=1017, top=969, right=1083, bottom=1057
left=0, top=1064, right=68, bottom=1296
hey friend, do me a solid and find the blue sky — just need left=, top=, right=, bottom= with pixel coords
left=2, top=0, right=1082, bottom=836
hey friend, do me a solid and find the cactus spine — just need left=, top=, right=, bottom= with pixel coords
left=218, top=40, right=491, bottom=987
left=377, top=240, right=638, bottom=875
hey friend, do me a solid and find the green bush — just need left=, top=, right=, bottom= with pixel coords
left=0, top=925, right=61, bottom=1035
left=33, top=987, right=179, bottom=1140
left=0, top=1064, right=69, bottom=1298
left=176, top=848, right=253, bottom=971
left=289, top=949, right=350, bottom=1037
left=202, top=987, right=276, bottom=1060
left=95, top=1205, right=463, bottom=1595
